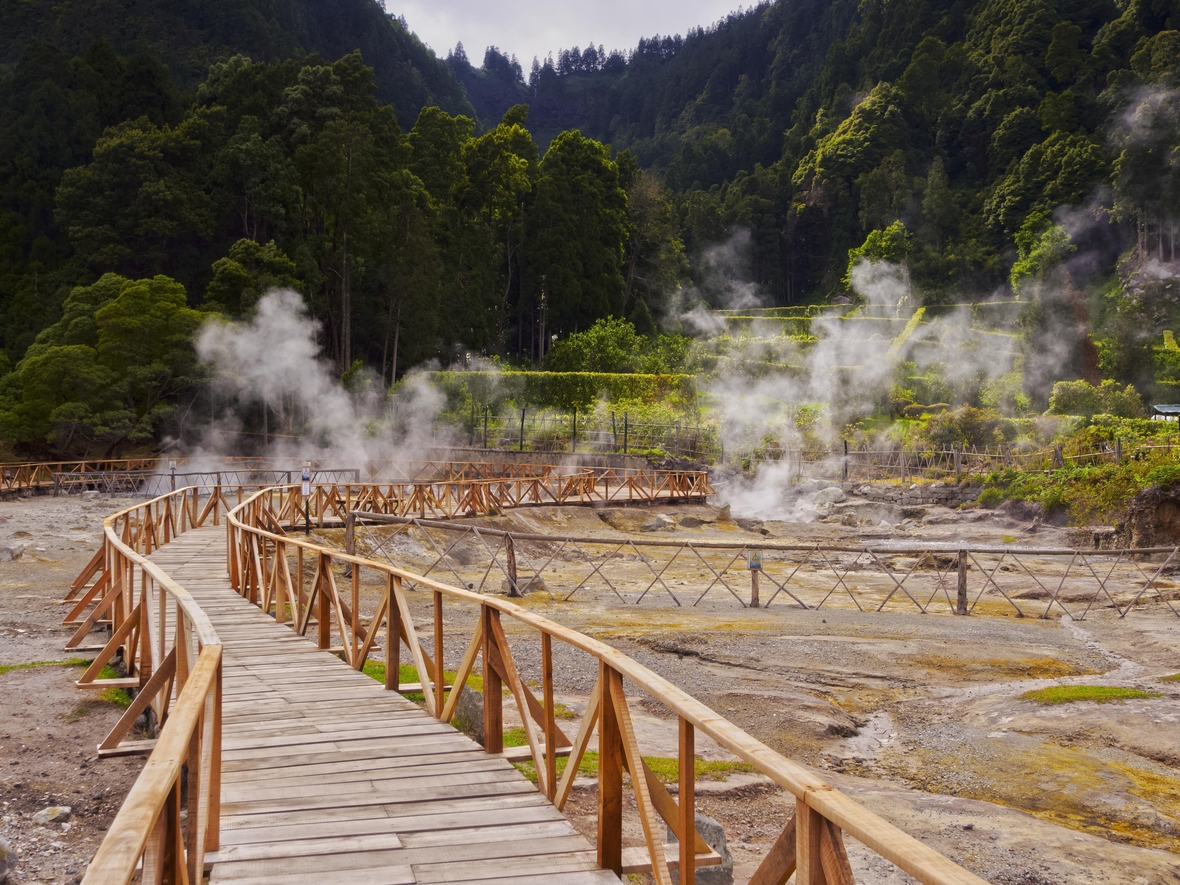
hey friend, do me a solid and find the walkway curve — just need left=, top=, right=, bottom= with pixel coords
left=147, top=527, right=616, bottom=885
left=72, top=484, right=993, bottom=885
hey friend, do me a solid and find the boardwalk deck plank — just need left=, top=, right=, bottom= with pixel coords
left=145, top=528, right=616, bottom=885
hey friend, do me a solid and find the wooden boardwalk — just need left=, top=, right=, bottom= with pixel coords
left=149, top=528, right=618, bottom=885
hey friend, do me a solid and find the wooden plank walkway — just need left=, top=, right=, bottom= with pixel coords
left=148, top=528, right=618, bottom=885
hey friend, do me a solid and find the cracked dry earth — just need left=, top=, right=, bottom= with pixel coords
left=3, top=491, right=1180, bottom=884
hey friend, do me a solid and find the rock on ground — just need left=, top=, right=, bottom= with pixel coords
left=32, top=805, right=71, bottom=824
left=453, top=687, right=484, bottom=745
left=0, top=837, right=15, bottom=884
left=668, top=813, right=732, bottom=885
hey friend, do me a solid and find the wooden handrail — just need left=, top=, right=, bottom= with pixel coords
left=228, top=486, right=990, bottom=885
left=82, top=648, right=221, bottom=885
left=71, top=486, right=225, bottom=885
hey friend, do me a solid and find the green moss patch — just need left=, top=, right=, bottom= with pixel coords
left=361, top=660, right=485, bottom=704
left=97, top=664, right=132, bottom=707
left=513, top=751, right=752, bottom=784
left=0, top=657, right=91, bottom=676
left=1020, top=685, right=1163, bottom=705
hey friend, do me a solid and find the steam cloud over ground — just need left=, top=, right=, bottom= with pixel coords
left=186, top=289, right=451, bottom=470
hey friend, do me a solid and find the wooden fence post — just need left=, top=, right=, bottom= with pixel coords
left=386, top=575, right=401, bottom=691
left=482, top=605, right=503, bottom=754
left=506, top=534, right=519, bottom=597
left=957, top=550, right=968, bottom=615
left=317, top=556, right=331, bottom=651
left=433, top=590, right=445, bottom=706
left=597, top=662, right=623, bottom=874
left=679, top=717, right=696, bottom=885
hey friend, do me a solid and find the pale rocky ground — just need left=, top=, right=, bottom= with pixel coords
left=1, top=489, right=1180, bottom=883
left=0, top=495, right=149, bottom=884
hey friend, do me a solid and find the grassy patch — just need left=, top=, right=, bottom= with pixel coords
left=361, top=660, right=485, bottom=704
left=513, top=751, right=752, bottom=784
left=1020, top=685, right=1163, bottom=705
left=979, top=447, right=1180, bottom=525
left=910, top=654, right=1094, bottom=681
left=503, top=727, right=529, bottom=748
left=552, top=702, right=579, bottom=721
left=1162, top=673, right=1180, bottom=682
left=0, top=657, right=92, bottom=676
left=97, top=664, right=132, bottom=707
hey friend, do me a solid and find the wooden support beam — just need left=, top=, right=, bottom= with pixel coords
left=748, top=815, right=797, bottom=885
left=609, top=668, right=672, bottom=885
left=597, top=662, right=623, bottom=874
left=797, top=797, right=825, bottom=885
left=679, top=718, right=696, bottom=885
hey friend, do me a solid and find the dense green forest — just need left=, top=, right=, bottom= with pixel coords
left=0, top=0, right=1178, bottom=457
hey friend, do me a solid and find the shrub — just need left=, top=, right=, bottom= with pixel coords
left=1048, top=379, right=1145, bottom=418
left=432, top=370, right=698, bottom=412
left=545, top=317, right=645, bottom=373
left=977, top=487, right=1004, bottom=508
left=924, top=406, right=1012, bottom=448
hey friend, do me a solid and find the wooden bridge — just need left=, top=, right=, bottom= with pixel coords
left=64, top=483, right=992, bottom=885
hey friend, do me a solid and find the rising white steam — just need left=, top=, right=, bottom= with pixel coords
left=694, top=257, right=1021, bottom=517
left=184, top=289, right=455, bottom=471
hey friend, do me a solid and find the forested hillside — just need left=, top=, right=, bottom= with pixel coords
left=0, top=0, right=471, bottom=125
left=0, top=0, right=1178, bottom=458
left=461, top=0, right=1178, bottom=301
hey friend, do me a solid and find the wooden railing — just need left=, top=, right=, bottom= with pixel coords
left=74, top=487, right=223, bottom=885
left=0, top=458, right=159, bottom=492
left=62, top=485, right=263, bottom=649
left=52, top=467, right=361, bottom=496
left=60, top=471, right=711, bottom=656
left=227, top=487, right=990, bottom=885
left=213, top=473, right=711, bottom=529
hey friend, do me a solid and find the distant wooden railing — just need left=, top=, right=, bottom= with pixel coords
left=74, top=487, right=223, bottom=885
left=60, top=470, right=712, bottom=652
left=224, top=473, right=711, bottom=528
left=226, top=487, right=991, bottom=885
left=0, top=458, right=159, bottom=492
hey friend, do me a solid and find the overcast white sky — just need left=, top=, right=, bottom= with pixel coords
left=388, top=1, right=747, bottom=68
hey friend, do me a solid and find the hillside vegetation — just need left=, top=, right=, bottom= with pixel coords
left=0, top=0, right=472, bottom=124
left=0, top=0, right=1178, bottom=464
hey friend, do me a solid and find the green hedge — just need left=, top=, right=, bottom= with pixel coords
left=432, top=371, right=698, bottom=412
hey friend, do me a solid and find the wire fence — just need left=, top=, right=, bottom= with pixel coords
left=454, top=407, right=721, bottom=461
left=728, top=436, right=1180, bottom=483
left=352, top=514, right=1180, bottom=621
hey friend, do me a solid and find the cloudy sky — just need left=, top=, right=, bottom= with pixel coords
left=388, top=0, right=747, bottom=68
